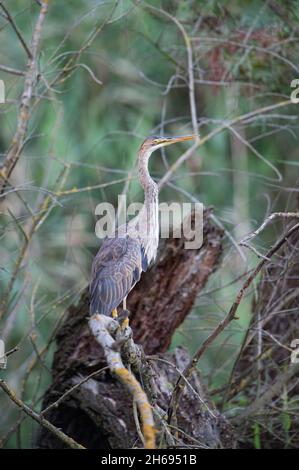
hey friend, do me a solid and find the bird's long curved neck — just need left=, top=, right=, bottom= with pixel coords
left=138, top=148, right=158, bottom=204
left=137, top=146, right=159, bottom=263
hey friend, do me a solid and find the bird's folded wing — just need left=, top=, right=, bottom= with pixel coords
left=90, top=236, right=143, bottom=315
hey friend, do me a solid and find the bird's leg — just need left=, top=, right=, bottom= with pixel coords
left=121, top=297, right=129, bottom=329
left=111, top=301, right=130, bottom=350
left=112, top=303, right=129, bottom=330
left=112, top=308, right=118, bottom=319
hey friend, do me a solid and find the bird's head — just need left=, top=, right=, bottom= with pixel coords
left=139, top=134, right=197, bottom=155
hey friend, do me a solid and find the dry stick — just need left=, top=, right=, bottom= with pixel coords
left=240, top=212, right=299, bottom=259
left=146, top=4, right=200, bottom=141
left=40, top=366, right=109, bottom=416
left=231, top=362, right=299, bottom=424
left=1, top=293, right=79, bottom=448
left=0, top=414, right=25, bottom=449
left=148, top=356, right=216, bottom=419
left=0, top=2, right=32, bottom=59
left=159, top=99, right=293, bottom=189
left=50, top=0, right=119, bottom=88
left=55, top=177, right=132, bottom=196
left=140, top=2, right=201, bottom=169
left=168, top=222, right=299, bottom=425
left=224, top=290, right=299, bottom=406
left=89, top=314, right=156, bottom=449
left=139, top=4, right=294, bottom=189
left=132, top=394, right=145, bottom=447
left=0, top=346, right=19, bottom=367
left=0, top=380, right=85, bottom=449
left=0, top=1, right=49, bottom=195
left=192, top=36, right=299, bottom=76
left=240, top=211, right=299, bottom=244
left=242, top=287, right=299, bottom=356
left=210, top=286, right=299, bottom=402
left=25, top=0, right=119, bottom=122
left=0, top=165, right=69, bottom=321
left=0, top=64, right=25, bottom=76
left=8, top=0, right=119, bottom=156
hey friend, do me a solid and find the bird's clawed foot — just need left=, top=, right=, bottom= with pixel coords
left=110, top=309, right=131, bottom=350
left=117, top=308, right=130, bottom=330
left=112, top=308, right=118, bottom=319
left=111, top=308, right=130, bottom=330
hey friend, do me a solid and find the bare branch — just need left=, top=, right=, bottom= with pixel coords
left=241, top=211, right=299, bottom=244
left=231, top=363, right=299, bottom=423
left=40, top=366, right=110, bottom=417
left=168, top=222, right=299, bottom=425
left=0, top=64, right=25, bottom=76
left=0, top=1, right=49, bottom=195
left=0, top=2, right=32, bottom=59
left=0, top=379, right=85, bottom=449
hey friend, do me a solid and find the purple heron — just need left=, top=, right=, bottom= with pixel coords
left=89, top=135, right=195, bottom=324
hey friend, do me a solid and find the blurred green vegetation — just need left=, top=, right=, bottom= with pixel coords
left=0, top=0, right=299, bottom=448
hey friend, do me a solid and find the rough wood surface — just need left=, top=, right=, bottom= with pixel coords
left=36, top=209, right=236, bottom=449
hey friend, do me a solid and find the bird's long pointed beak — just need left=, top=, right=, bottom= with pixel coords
left=157, top=135, right=197, bottom=146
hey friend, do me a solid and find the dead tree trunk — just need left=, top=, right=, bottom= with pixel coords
left=36, top=209, right=236, bottom=449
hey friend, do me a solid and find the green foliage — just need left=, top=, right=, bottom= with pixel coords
left=253, top=422, right=261, bottom=449
left=0, top=0, right=299, bottom=449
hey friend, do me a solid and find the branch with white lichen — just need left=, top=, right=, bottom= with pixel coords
left=88, top=314, right=156, bottom=449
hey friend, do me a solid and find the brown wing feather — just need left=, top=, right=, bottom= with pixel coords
left=90, top=236, right=143, bottom=315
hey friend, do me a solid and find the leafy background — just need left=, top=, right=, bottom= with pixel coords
left=0, top=0, right=299, bottom=448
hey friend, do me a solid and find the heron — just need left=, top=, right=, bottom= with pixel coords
left=89, top=135, right=195, bottom=326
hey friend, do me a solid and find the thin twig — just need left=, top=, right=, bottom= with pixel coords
left=240, top=211, right=299, bottom=244
left=0, top=379, right=85, bottom=449
left=168, top=222, right=299, bottom=425
left=158, top=99, right=293, bottom=189
left=0, top=2, right=32, bottom=59
left=40, top=366, right=109, bottom=416
left=0, top=0, right=49, bottom=195
left=231, top=363, right=299, bottom=423
left=0, top=64, right=25, bottom=76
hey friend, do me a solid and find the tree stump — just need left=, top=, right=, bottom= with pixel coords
left=36, top=209, right=236, bottom=449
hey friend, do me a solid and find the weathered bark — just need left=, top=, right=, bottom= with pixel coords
left=36, top=209, right=236, bottom=449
